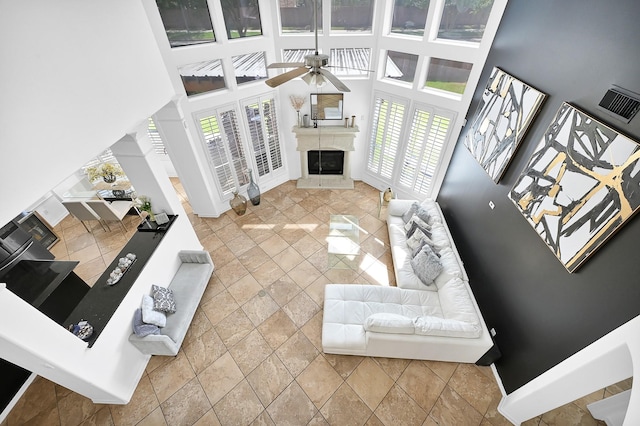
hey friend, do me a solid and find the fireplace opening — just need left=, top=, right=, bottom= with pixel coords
left=308, top=150, right=344, bottom=175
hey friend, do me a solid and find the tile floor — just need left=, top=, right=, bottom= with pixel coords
left=2, top=179, right=630, bottom=426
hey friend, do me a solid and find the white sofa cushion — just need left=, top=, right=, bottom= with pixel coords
left=438, top=277, right=481, bottom=328
left=413, top=316, right=481, bottom=338
left=364, top=313, right=415, bottom=334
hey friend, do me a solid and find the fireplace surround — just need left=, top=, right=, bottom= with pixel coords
left=293, top=125, right=359, bottom=189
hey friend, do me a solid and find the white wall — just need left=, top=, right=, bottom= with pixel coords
left=0, top=0, right=174, bottom=225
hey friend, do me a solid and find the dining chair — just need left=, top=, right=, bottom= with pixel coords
left=61, top=200, right=106, bottom=233
left=85, top=200, right=135, bottom=232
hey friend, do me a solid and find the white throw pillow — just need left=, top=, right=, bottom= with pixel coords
left=141, top=295, right=166, bottom=327
left=364, top=313, right=415, bottom=334
left=413, top=315, right=481, bottom=338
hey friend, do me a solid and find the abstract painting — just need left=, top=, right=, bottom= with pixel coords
left=465, top=67, right=546, bottom=182
left=509, top=102, right=640, bottom=272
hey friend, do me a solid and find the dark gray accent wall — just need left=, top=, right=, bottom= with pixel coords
left=438, top=0, right=640, bottom=393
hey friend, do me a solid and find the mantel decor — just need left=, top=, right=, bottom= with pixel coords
left=465, top=67, right=546, bottom=183
left=509, top=102, right=640, bottom=272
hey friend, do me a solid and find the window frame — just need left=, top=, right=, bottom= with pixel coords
left=365, top=92, right=457, bottom=199
left=195, top=104, right=250, bottom=198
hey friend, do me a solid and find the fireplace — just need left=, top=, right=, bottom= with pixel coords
left=308, top=150, right=344, bottom=175
left=292, top=125, right=359, bottom=189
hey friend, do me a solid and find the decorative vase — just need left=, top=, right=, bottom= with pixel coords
left=230, top=191, right=247, bottom=216
left=383, top=187, right=394, bottom=202
left=303, top=114, right=310, bottom=128
left=344, top=117, right=349, bottom=127
left=103, top=174, right=116, bottom=183
left=297, top=111, right=302, bottom=127
left=247, top=169, right=261, bottom=206
left=350, top=115, right=356, bottom=128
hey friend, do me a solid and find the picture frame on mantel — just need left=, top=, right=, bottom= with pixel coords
left=310, top=93, right=344, bottom=120
left=509, top=102, right=640, bottom=273
left=465, top=67, right=546, bottom=183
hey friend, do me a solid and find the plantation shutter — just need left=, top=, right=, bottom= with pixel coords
left=148, top=118, right=167, bottom=155
left=199, top=107, right=249, bottom=195
left=244, top=101, right=270, bottom=176
left=399, top=107, right=453, bottom=195
left=367, top=97, right=406, bottom=179
left=242, top=95, right=283, bottom=179
left=263, top=98, right=283, bottom=171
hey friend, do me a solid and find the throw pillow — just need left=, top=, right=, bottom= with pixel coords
left=404, top=214, right=432, bottom=239
left=410, top=245, right=443, bottom=287
left=364, top=313, right=415, bottom=334
left=401, top=202, right=419, bottom=223
left=141, top=295, right=166, bottom=327
left=152, top=285, right=176, bottom=314
left=406, top=228, right=435, bottom=252
left=132, top=308, right=161, bottom=337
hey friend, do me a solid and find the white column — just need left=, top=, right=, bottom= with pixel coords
left=152, top=97, right=223, bottom=217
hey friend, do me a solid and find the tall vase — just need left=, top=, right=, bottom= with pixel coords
left=230, top=191, right=247, bottom=216
left=297, top=111, right=302, bottom=127
left=247, top=169, right=261, bottom=206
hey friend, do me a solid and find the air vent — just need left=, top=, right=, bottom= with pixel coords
left=598, top=86, right=640, bottom=123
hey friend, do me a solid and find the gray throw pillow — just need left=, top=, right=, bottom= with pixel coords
left=410, top=245, right=443, bottom=287
left=402, top=202, right=432, bottom=225
left=152, top=285, right=176, bottom=314
left=132, top=308, right=161, bottom=337
left=401, top=202, right=419, bottom=223
left=405, top=215, right=432, bottom=239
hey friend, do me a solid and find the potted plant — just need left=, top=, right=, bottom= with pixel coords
left=86, top=162, right=124, bottom=183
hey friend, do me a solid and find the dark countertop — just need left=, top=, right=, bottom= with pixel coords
left=64, top=215, right=177, bottom=347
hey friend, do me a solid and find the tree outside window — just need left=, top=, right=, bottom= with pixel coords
left=390, top=0, right=430, bottom=37
left=438, top=0, right=494, bottom=43
left=156, top=0, right=215, bottom=47
left=221, top=0, right=263, bottom=39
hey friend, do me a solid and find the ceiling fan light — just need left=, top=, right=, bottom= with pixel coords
left=302, top=72, right=313, bottom=85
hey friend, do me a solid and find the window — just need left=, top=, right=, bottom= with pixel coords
left=232, top=52, right=268, bottom=85
left=390, top=0, right=430, bottom=37
left=330, top=48, right=371, bottom=77
left=366, top=94, right=455, bottom=197
left=437, top=0, right=494, bottom=43
left=179, top=59, right=226, bottom=96
left=221, top=0, right=263, bottom=39
left=284, top=49, right=315, bottom=63
left=331, top=0, right=374, bottom=33
left=398, top=106, right=453, bottom=195
left=384, top=50, right=419, bottom=83
left=279, top=0, right=322, bottom=34
left=425, top=58, right=472, bottom=95
left=367, top=96, right=406, bottom=179
left=243, top=97, right=284, bottom=178
left=148, top=118, right=167, bottom=155
left=199, top=108, right=249, bottom=195
left=156, top=0, right=215, bottom=47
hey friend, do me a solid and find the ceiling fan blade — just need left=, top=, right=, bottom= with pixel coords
left=267, top=62, right=305, bottom=69
left=265, top=67, right=309, bottom=88
left=318, top=69, right=351, bottom=92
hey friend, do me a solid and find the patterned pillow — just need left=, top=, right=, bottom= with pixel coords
left=152, top=285, right=176, bottom=314
left=410, top=245, right=443, bottom=287
left=404, top=214, right=432, bottom=239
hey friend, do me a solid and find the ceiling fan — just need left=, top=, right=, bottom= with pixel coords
left=265, top=0, right=351, bottom=92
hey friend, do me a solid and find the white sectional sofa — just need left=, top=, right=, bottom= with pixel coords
left=322, top=199, right=494, bottom=363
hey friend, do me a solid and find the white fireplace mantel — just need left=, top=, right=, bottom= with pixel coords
left=293, top=125, right=359, bottom=189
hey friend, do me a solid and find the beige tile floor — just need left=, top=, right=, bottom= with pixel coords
left=2, top=179, right=630, bottom=426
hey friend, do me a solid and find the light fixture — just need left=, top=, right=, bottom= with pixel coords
left=302, top=71, right=326, bottom=88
